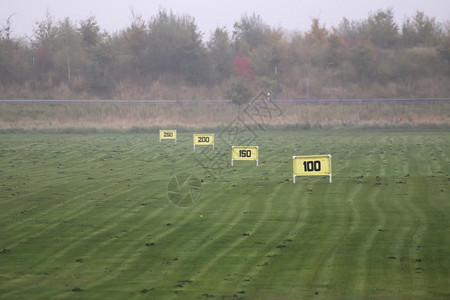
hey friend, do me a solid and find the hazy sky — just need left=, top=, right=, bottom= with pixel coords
left=1, top=0, right=449, bottom=39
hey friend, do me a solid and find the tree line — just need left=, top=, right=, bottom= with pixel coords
left=1, top=8, right=449, bottom=99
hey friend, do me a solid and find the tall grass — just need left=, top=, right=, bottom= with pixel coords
left=0, top=101, right=448, bottom=132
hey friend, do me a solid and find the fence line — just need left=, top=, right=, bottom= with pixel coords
left=1, top=98, right=450, bottom=104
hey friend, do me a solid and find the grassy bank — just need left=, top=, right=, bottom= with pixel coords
left=0, top=101, right=449, bottom=132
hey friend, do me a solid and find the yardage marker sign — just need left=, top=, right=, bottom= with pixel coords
left=232, top=146, right=259, bottom=166
left=193, top=134, right=214, bottom=149
left=160, top=130, right=177, bottom=142
left=293, top=154, right=332, bottom=183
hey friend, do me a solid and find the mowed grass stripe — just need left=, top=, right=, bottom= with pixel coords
left=306, top=178, right=364, bottom=297
left=248, top=133, right=402, bottom=298
left=141, top=150, right=303, bottom=298
left=53, top=202, right=172, bottom=299
left=416, top=144, right=450, bottom=298
left=1, top=134, right=166, bottom=247
left=0, top=134, right=173, bottom=298
left=361, top=137, right=420, bottom=297
left=391, top=134, right=429, bottom=295
left=240, top=185, right=316, bottom=296
left=85, top=139, right=300, bottom=296
left=192, top=183, right=291, bottom=298
left=149, top=179, right=288, bottom=297
left=235, top=181, right=314, bottom=298
left=3, top=206, right=165, bottom=300
left=80, top=180, right=257, bottom=297
left=311, top=178, right=379, bottom=298
left=69, top=174, right=235, bottom=294
left=359, top=133, right=422, bottom=297
left=304, top=135, right=382, bottom=297
left=303, top=134, right=388, bottom=298
left=52, top=143, right=199, bottom=296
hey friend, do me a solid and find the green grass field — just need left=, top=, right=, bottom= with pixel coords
left=0, top=129, right=449, bottom=299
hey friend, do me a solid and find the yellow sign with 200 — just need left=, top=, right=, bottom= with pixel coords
left=193, top=134, right=214, bottom=149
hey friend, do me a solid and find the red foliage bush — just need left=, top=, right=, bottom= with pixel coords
left=232, top=56, right=255, bottom=81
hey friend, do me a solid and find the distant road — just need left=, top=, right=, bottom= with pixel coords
left=1, top=98, right=449, bottom=104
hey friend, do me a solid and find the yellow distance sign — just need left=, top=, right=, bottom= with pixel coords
left=159, top=130, right=177, bottom=142
left=193, top=134, right=214, bottom=149
left=231, top=146, right=259, bottom=166
left=293, top=154, right=332, bottom=183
